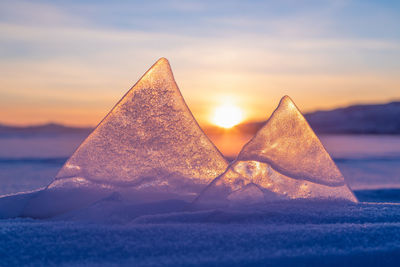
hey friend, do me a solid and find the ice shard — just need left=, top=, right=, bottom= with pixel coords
left=22, top=58, right=228, bottom=218
left=195, top=96, right=357, bottom=207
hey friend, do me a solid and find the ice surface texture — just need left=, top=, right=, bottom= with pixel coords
left=53, top=58, right=227, bottom=192
left=19, top=58, right=228, bottom=218
left=195, top=96, right=357, bottom=207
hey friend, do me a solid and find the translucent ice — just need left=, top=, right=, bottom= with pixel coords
left=20, top=58, right=228, bottom=218
left=195, top=96, right=357, bottom=207
left=54, top=58, right=227, bottom=190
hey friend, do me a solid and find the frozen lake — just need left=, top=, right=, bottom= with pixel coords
left=1, top=134, right=400, bottom=196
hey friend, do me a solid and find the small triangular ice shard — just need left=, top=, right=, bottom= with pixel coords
left=239, top=96, right=347, bottom=187
left=21, top=58, right=228, bottom=218
left=195, top=96, right=357, bottom=207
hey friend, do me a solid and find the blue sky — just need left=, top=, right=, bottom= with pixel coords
left=0, top=0, right=399, bottom=126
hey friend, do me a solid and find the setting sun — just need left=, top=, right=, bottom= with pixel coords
left=211, top=104, right=244, bottom=128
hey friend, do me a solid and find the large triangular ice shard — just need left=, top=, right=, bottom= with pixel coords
left=195, top=96, right=357, bottom=207
left=21, top=58, right=228, bottom=218
left=54, top=58, right=227, bottom=189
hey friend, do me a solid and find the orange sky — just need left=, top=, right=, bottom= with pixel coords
left=1, top=59, right=399, bottom=127
left=0, top=1, right=399, bottom=127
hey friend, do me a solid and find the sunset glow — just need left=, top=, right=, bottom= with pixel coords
left=211, top=104, right=244, bottom=128
left=0, top=1, right=399, bottom=127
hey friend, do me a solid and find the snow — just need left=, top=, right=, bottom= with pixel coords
left=2, top=202, right=400, bottom=266
left=0, top=152, right=398, bottom=266
left=196, top=96, right=356, bottom=208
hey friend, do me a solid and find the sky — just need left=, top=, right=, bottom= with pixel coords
left=0, top=0, right=399, bottom=127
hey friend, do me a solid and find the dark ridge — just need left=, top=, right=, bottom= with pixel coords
left=0, top=123, right=92, bottom=137
left=0, top=157, right=68, bottom=165
left=333, top=156, right=400, bottom=163
left=204, top=100, right=400, bottom=135
left=354, top=188, right=400, bottom=202
left=305, top=101, right=400, bottom=134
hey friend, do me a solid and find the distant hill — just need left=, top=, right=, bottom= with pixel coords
left=1, top=101, right=400, bottom=136
left=0, top=123, right=92, bottom=137
left=206, top=101, right=400, bottom=135
left=305, top=101, right=400, bottom=134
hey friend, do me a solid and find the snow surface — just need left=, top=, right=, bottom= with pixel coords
left=2, top=201, right=400, bottom=266
left=0, top=136, right=399, bottom=266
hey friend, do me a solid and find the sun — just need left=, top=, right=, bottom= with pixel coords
left=211, top=104, right=244, bottom=128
